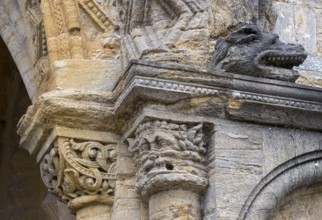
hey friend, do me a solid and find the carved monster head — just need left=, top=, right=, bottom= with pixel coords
left=128, top=121, right=208, bottom=196
left=212, top=24, right=307, bottom=82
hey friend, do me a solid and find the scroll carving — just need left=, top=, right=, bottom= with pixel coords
left=128, top=120, right=208, bottom=197
left=40, top=138, right=117, bottom=210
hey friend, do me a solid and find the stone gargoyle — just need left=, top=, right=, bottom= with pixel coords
left=211, top=24, right=307, bottom=82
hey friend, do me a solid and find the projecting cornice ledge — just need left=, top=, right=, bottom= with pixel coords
left=18, top=60, right=322, bottom=157
left=113, top=60, right=322, bottom=131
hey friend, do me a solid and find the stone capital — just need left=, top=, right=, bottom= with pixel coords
left=38, top=127, right=118, bottom=211
left=127, top=119, right=209, bottom=197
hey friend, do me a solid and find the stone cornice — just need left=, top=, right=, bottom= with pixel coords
left=18, top=60, right=322, bottom=157
left=232, top=90, right=322, bottom=112
left=115, top=60, right=322, bottom=104
left=114, top=60, right=322, bottom=130
left=114, top=77, right=222, bottom=110
left=17, top=90, right=119, bottom=155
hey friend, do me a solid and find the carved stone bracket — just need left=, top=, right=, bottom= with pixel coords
left=39, top=129, right=117, bottom=211
left=127, top=120, right=208, bottom=197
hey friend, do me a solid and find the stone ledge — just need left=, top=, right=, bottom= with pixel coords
left=114, top=61, right=322, bottom=130
left=18, top=60, right=322, bottom=156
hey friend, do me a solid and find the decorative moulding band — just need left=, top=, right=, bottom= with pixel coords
left=115, top=76, right=322, bottom=113
left=114, top=76, right=220, bottom=111
left=37, top=126, right=120, bottom=163
left=232, top=91, right=322, bottom=112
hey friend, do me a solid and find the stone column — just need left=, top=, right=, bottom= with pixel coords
left=127, top=120, right=208, bottom=220
left=39, top=129, right=117, bottom=220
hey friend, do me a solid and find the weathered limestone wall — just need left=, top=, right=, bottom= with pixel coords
left=112, top=114, right=322, bottom=219
left=105, top=89, right=322, bottom=220
left=2, top=0, right=322, bottom=220
left=272, top=0, right=322, bottom=87
left=270, top=183, right=322, bottom=220
left=273, top=0, right=322, bottom=55
left=1, top=0, right=322, bottom=102
left=205, top=118, right=322, bottom=219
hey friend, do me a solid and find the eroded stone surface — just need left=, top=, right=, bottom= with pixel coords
left=270, top=184, right=322, bottom=220
left=127, top=120, right=208, bottom=197
left=211, top=24, right=307, bottom=81
left=2, top=0, right=322, bottom=220
left=205, top=119, right=322, bottom=219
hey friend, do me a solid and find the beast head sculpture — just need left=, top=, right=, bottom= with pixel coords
left=127, top=121, right=208, bottom=196
left=211, top=24, right=307, bottom=82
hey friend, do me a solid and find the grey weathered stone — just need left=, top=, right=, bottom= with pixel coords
left=273, top=2, right=317, bottom=54
left=296, top=55, right=322, bottom=87
left=270, top=184, right=322, bottom=220
left=211, top=0, right=278, bottom=37
left=212, top=24, right=307, bottom=82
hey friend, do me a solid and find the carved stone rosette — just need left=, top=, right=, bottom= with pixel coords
left=128, top=120, right=208, bottom=197
left=40, top=138, right=117, bottom=211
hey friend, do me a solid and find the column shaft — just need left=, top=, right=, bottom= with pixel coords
left=149, top=189, right=201, bottom=220
left=77, top=205, right=112, bottom=220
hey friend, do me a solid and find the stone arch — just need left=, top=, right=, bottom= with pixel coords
left=269, top=182, right=322, bottom=219
left=239, top=150, right=322, bottom=220
left=0, top=0, right=38, bottom=102
left=0, top=31, right=48, bottom=219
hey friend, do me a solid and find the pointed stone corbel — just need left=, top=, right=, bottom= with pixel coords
left=127, top=120, right=209, bottom=220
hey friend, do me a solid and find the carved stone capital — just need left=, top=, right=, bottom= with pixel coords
left=40, top=136, right=117, bottom=211
left=128, top=120, right=208, bottom=197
